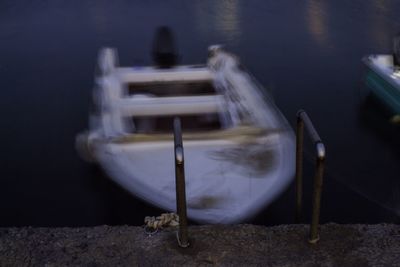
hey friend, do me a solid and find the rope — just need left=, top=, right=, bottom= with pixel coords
left=144, top=213, right=179, bottom=230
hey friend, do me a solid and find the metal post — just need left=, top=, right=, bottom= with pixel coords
left=295, top=110, right=326, bottom=244
left=295, top=117, right=304, bottom=223
left=173, top=117, right=189, bottom=248
left=309, top=143, right=325, bottom=243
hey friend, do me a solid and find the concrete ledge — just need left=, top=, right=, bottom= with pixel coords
left=1, top=224, right=399, bottom=266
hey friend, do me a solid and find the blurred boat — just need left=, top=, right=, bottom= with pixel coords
left=76, top=44, right=295, bottom=224
left=363, top=55, right=400, bottom=113
left=362, top=35, right=400, bottom=114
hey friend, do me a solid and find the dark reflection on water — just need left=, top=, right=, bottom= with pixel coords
left=1, top=0, right=400, bottom=226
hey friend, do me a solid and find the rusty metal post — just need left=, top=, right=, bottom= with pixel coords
left=173, top=117, right=189, bottom=248
left=295, top=110, right=326, bottom=244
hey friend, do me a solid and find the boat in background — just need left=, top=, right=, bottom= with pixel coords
left=362, top=35, right=400, bottom=114
left=76, top=30, right=295, bottom=224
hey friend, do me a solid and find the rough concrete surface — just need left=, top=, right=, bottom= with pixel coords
left=0, top=224, right=399, bottom=266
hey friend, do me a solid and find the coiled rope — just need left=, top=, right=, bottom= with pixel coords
left=144, top=213, right=179, bottom=230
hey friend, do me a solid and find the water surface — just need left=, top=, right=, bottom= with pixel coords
left=1, top=0, right=400, bottom=226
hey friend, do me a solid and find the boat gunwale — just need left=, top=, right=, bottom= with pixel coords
left=362, top=55, right=400, bottom=91
left=95, top=126, right=288, bottom=144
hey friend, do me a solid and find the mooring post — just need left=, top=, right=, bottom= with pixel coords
left=173, top=117, right=189, bottom=248
left=295, top=110, right=326, bottom=244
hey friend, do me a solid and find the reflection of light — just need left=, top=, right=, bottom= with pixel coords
left=369, top=0, right=391, bottom=48
left=215, top=0, right=241, bottom=43
left=194, top=0, right=241, bottom=44
left=306, top=0, right=327, bottom=45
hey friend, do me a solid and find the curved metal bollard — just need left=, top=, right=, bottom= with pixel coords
left=173, top=117, right=190, bottom=248
left=295, top=110, right=326, bottom=244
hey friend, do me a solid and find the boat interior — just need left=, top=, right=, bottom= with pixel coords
left=128, top=113, right=223, bottom=134
left=127, top=81, right=216, bottom=97
left=118, top=70, right=233, bottom=134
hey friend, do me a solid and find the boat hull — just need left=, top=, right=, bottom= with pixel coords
left=94, top=130, right=295, bottom=224
left=363, top=55, right=400, bottom=114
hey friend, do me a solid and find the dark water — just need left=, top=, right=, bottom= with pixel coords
left=1, top=0, right=400, bottom=227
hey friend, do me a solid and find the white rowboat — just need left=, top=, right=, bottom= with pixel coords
left=77, top=45, right=295, bottom=224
